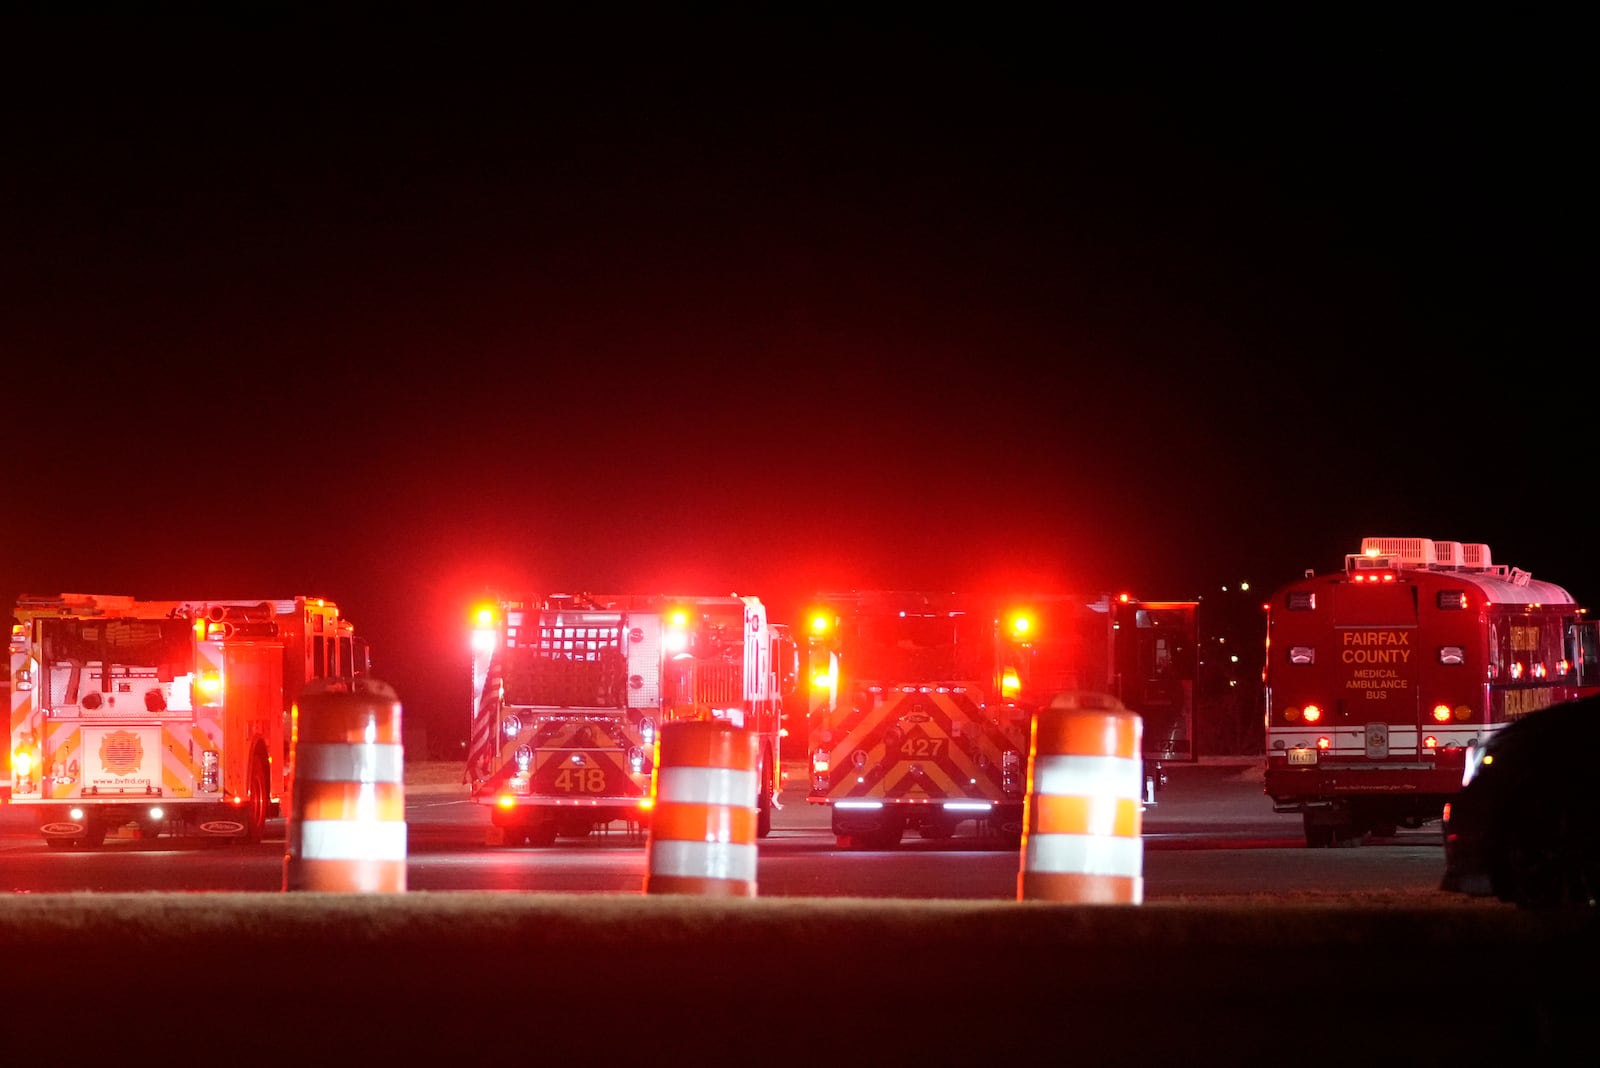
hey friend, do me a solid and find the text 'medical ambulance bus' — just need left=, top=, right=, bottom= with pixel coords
left=1263, top=537, right=1600, bottom=847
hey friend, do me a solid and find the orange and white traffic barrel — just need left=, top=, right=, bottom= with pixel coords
left=644, top=719, right=759, bottom=897
left=284, top=677, right=407, bottom=893
left=1017, top=691, right=1143, bottom=904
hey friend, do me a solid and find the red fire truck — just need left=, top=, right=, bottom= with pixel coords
left=466, top=592, right=795, bottom=846
left=802, top=589, right=1199, bottom=848
left=6, top=592, right=368, bottom=846
left=1264, top=537, right=1600, bottom=847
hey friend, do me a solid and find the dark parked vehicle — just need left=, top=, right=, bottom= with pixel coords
left=1441, top=696, right=1600, bottom=908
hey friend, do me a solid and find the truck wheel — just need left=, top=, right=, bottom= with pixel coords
left=863, top=816, right=904, bottom=850
left=757, top=789, right=773, bottom=839
left=556, top=815, right=594, bottom=839
left=1303, top=814, right=1337, bottom=848
left=244, top=756, right=270, bottom=844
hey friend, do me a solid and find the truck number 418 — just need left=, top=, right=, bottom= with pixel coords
left=553, top=768, right=607, bottom=793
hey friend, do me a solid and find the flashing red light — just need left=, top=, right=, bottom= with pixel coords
left=1431, top=705, right=1452, bottom=723
left=1302, top=704, right=1322, bottom=724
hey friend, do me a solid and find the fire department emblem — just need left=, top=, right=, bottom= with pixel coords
left=99, top=730, right=145, bottom=776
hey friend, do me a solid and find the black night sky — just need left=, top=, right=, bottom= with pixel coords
left=3, top=11, right=1588, bottom=752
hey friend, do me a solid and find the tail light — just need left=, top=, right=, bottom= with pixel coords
left=12, top=745, right=38, bottom=792
left=811, top=747, right=830, bottom=792
left=196, top=671, right=223, bottom=703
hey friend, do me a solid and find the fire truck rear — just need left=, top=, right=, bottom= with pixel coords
left=1264, top=537, right=1600, bottom=847
left=801, top=590, right=1031, bottom=848
left=6, top=592, right=368, bottom=847
left=802, top=589, right=1199, bottom=848
left=466, top=592, right=793, bottom=847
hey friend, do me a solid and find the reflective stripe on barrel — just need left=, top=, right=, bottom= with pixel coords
left=284, top=677, right=407, bottom=893
left=645, top=720, right=759, bottom=896
left=1018, top=691, right=1143, bottom=904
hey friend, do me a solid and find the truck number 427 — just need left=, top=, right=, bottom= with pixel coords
left=896, top=738, right=945, bottom=758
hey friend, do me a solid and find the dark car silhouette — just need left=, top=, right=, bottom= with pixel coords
left=1440, top=695, right=1600, bottom=908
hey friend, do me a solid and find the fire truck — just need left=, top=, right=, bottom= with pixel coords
left=802, top=589, right=1200, bottom=849
left=5, top=592, right=368, bottom=846
left=1264, top=537, right=1600, bottom=847
left=466, top=592, right=795, bottom=847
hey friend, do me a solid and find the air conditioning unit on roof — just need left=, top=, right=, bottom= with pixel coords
left=1359, top=537, right=1436, bottom=566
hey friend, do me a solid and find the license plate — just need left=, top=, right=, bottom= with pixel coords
left=1287, top=747, right=1318, bottom=766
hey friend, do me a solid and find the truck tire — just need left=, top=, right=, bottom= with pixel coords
left=1303, top=809, right=1367, bottom=848
left=244, top=756, right=270, bottom=844
left=556, top=815, right=594, bottom=839
left=757, top=788, right=773, bottom=839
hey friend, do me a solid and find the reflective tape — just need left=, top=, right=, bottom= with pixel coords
left=298, top=819, right=409, bottom=861
left=645, top=839, right=758, bottom=881
left=1023, top=832, right=1143, bottom=879
left=295, top=742, right=405, bottom=784
left=1030, top=753, right=1142, bottom=800
left=654, top=765, right=757, bottom=807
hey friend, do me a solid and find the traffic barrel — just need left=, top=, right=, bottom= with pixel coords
left=284, top=677, right=407, bottom=893
left=644, top=719, right=759, bottom=896
left=1018, top=691, right=1144, bottom=904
